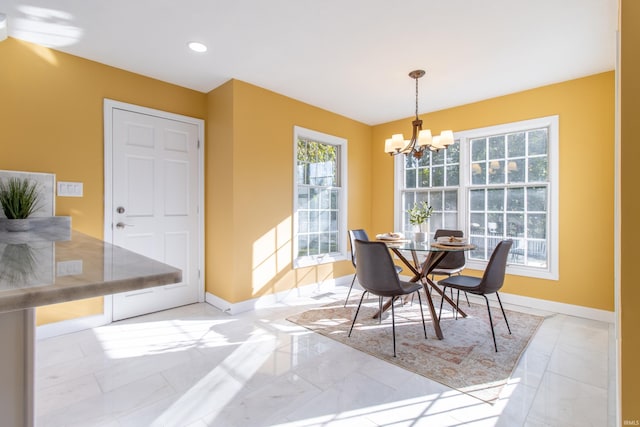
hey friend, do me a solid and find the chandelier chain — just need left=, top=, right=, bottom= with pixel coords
left=415, top=76, right=419, bottom=120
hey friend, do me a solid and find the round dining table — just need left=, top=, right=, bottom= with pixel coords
left=376, top=238, right=476, bottom=340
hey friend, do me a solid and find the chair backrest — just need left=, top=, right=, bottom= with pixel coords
left=348, top=229, right=369, bottom=268
left=478, top=239, right=513, bottom=294
left=354, top=239, right=403, bottom=297
left=433, top=229, right=465, bottom=270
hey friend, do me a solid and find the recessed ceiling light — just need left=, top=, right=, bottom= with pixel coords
left=188, top=41, right=207, bottom=53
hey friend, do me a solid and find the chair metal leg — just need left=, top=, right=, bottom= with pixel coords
left=496, top=292, right=511, bottom=334
left=378, top=296, right=383, bottom=324
left=344, top=275, right=356, bottom=307
left=437, top=285, right=461, bottom=320
left=391, top=296, right=397, bottom=357
left=450, top=287, right=458, bottom=320
left=483, top=295, right=499, bottom=352
left=348, top=292, right=367, bottom=337
left=416, top=291, right=428, bottom=339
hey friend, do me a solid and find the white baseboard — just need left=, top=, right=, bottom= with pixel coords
left=398, top=273, right=615, bottom=323
left=205, top=275, right=353, bottom=315
left=36, top=312, right=111, bottom=340
left=495, top=292, right=615, bottom=323
left=206, top=273, right=614, bottom=323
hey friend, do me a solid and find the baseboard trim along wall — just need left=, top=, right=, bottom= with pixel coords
left=36, top=312, right=111, bottom=340
left=495, top=291, right=615, bottom=324
left=205, top=275, right=353, bottom=315
left=37, top=273, right=614, bottom=339
left=207, top=273, right=615, bottom=323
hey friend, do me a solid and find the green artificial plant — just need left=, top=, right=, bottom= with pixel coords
left=0, top=177, right=41, bottom=219
left=407, top=201, right=433, bottom=227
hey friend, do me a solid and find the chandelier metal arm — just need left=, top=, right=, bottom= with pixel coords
left=400, top=118, right=423, bottom=156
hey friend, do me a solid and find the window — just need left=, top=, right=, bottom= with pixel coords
left=395, top=116, right=558, bottom=280
left=396, top=142, right=461, bottom=235
left=293, top=126, right=348, bottom=267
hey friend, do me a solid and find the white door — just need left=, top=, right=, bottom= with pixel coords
left=108, top=106, right=201, bottom=320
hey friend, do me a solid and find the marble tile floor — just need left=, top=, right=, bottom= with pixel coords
left=35, top=288, right=616, bottom=427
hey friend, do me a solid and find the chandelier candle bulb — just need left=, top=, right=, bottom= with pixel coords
left=417, top=129, right=433, bottom=146
left=430, top=136, right=443, bottom=151
left=391, top=134, right=405, bottom=150
left=440, top=130, right=455, bottom=146
left=384, top=139, right=394, bottom=153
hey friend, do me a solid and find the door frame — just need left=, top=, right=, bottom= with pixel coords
left=103, top=99, right=205, bottom=321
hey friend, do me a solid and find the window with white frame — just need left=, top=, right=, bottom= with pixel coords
left=395, top=116, right=559, bottom=280
left=293, top=126, right=348, bottom=267
left=397, top=142, right=461, bottom=236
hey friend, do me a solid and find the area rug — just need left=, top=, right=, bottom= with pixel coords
left=286, top=295, right=545, bottom=403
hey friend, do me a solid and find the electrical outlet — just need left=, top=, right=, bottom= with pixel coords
left=57, top=181, right=83, bottom=197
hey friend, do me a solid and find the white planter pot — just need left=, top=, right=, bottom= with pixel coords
left=5, top=219, right=31, bottom=232
left=413, top=222, right=429, bottom=242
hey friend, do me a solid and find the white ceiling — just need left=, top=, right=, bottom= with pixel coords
left=2, top=0, right=617, bottom=125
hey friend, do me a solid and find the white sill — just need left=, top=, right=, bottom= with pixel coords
left=465, top=259, right=558, bottom=281
left=294, top=253, right=349, bottom=269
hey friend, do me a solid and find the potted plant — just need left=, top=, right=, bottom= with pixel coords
left=0, top=177, right=41, bottom=231
left=407, top=200, right=433, bottom=242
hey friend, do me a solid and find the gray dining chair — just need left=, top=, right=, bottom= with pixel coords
left=437, top=239, right=513, bottom=352
left=431, top=229, right=469, bottom=308
left=348, top=239, right=427, bottom=357
left=345, top=229, right=402, bottom=306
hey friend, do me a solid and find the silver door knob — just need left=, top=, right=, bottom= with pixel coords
left=116, top=222, right=133, bottom=229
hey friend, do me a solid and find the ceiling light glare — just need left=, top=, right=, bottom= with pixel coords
left=188, top=41, right=207, bottom=53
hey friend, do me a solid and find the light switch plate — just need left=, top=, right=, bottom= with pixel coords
left=57, top=260, right=83, bottom=276
left=57, top=181, right=83, bottom=197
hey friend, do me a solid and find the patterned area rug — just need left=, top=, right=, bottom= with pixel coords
left=287, top=294, right=544, bottom=403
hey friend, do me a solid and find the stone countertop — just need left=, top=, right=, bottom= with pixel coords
left=0, top=230, right=182, bottom=313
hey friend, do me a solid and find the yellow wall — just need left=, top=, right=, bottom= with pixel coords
left=621, top=0, right=639, bottom=421
left=0, top=37, right=617, bottom=322
left=0, top=38, right=207, bottom=324
left=206, top=80, right=236, bottom=302
left=372, top=72, right=615, bottom=311
left=205, top=80, right=372, bottom=303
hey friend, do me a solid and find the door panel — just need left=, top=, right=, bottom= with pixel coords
left=164, top=160, right=189, bottom=215
left=127, top=156, right=155, bottom=216
left=111, top=108, right=199, bottom=320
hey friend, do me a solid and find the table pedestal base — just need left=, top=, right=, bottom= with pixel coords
left=373, top=248, right=469, bottom=340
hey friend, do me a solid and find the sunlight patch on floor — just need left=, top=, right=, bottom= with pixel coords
left=92, top=318, right=239, bottom=359
left=150, top=328, right=277, bottom=426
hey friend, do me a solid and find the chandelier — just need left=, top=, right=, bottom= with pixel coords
left=384, top=69, right=454, bottom=159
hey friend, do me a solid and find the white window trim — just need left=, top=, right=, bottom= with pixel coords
left=293, top=126, right=348, bottom=268
left=394, top=115, right=559, bottom=280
